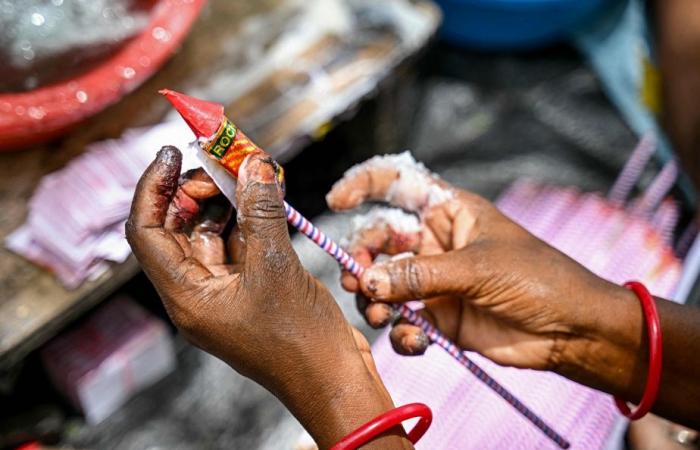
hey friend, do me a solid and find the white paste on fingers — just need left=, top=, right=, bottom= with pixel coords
left=343, top=151, right=453, bottom=211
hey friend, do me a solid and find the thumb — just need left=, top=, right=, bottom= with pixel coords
left=236, top=153, right=291, bottom=268
left=359, top=252, right=475, bottom=301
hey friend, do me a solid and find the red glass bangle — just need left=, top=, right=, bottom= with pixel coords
left=614, top=281, right=663, bottom=420
left=330, top=403, right=432, bottom=450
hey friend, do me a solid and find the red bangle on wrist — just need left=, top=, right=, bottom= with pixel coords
left=330, top=403, right=432, bottom=450
left=614, top=281, right=663, bottom=420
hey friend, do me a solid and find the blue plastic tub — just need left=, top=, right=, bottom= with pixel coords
left=434, top=0, right=610, bottom=50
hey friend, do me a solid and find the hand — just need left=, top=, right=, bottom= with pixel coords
left=327, top=153, right=632, bottom=372
left=327, top=153, right=700, bottom=429
left=126, top=147, right=410, bottom=449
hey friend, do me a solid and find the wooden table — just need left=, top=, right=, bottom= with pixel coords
left=0, top=0, right=282, bottom=371
left=0, top=0, right=439, bottom=371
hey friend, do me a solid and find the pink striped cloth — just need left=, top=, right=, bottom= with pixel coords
left=371, top=176, right=681, bottom=449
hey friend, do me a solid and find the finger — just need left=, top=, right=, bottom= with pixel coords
left=127, top=146, right=181, bottom=230
left=359, top=252, right=475, bottom=302
left=207, top=264, right=235, bottom=277
left=341, top=208, right=421, bottom=292
left=342, top=236, right=416, bottom=293
left=423, top=206, right=453, bottom=251
left=180, top=168, right=220, bottom=199
left=389, top=297, right=467, bottom=357
left=366, top=302, right=397, bottom=328
left=236, top=154, right=293, bottom=275
left=355, top=293, right=396, bottom=329
left=389, top=323, right=430, bottom=356
left=227, top=225, right=246, bottom=265
left=326, top=160, right=395, bottom=210
left=349, top=208, right=422, bottom=256
left=326, top=152, right=453, bottom=213
left=355, top=291, right=370, bottom=317
left=126, top=147, right=212, bottom=286
left=341, top=248, right=372, bottom=292
left=164, top=185, right=230, bottom=234
left=418, top=226, right=447, bottom=256
left=173, top=233, right=192, bottom=257
left=164, top=188, right=200, bottom=232
left=165, top=171, right=229, bottom=233
left=190, top=231, right=226, bottom=267
left=423, top=200, right=480, bottom=252
left=452, top=206, right=478, bottom=250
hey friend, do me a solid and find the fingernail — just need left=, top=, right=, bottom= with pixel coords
left=376, top=304, right=395, bottom=327
left=239, top=153, right=277, bottom=186
left=414, top=332, right=430, bottom=352
left=402, top=332, right=429, bottom=355
left=157, top=145, right=181, bottom=167
left=362, top=266, right=391, bottom=299
left=401, top=336, right=413, bottom=352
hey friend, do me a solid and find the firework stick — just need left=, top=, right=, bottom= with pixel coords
left=162, top=89, right=571, bottom=449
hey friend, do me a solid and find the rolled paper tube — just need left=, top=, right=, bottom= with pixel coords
left=608, top=133, right=656, bottom=205
left=633, top=161, right=678, bottom=218
left=675, top=221, right=699, bottom=258
left=652, top=199, right=679, bottom=245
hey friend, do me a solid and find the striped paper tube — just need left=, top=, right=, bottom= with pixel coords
left=652, top=199, right=679, bottom=245
left=632, top=161, right=679, bottom=218
left=284, top=201, right=571, bottom=449
left=608, top=133, right=656, bottom=205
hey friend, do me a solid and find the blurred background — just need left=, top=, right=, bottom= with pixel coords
left=1, top=0, right=699, bottom=449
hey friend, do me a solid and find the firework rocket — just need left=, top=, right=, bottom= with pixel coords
left=159, top=89, right=284, bottom=204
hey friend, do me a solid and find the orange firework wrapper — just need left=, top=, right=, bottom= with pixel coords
left=202, top=118, right=284, bottom=184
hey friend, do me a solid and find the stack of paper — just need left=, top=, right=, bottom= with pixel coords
left=42, top=296, right=176, bottom=424
left=5, top=121, right=198, bottom=288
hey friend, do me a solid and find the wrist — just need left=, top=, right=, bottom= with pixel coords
left=279, top=353, right=411, bottom=450
left=555, top=280, right=647, bottom=400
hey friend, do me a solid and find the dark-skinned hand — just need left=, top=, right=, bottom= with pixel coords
left=126, top=147, right=412, bottom=450
left=327, top=154, right=700, bottom=429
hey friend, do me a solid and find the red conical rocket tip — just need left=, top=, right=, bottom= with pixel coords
left=159, top=89, right=225, bottom=138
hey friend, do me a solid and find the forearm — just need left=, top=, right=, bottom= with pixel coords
left=655, top=0, right=700, bottom=189
left=276, top=356, right=413, bottom=450
left=557, top=281, right=700, bottom=428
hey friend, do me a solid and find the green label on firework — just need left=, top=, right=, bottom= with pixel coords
left=208, top=120, right=238, bottom=159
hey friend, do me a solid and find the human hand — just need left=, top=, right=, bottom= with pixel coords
left=327, top=152, right=700, bottom=431
left=327, top=153, right=634, bottom=374
left=126, top=147, right=410, bottom=449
